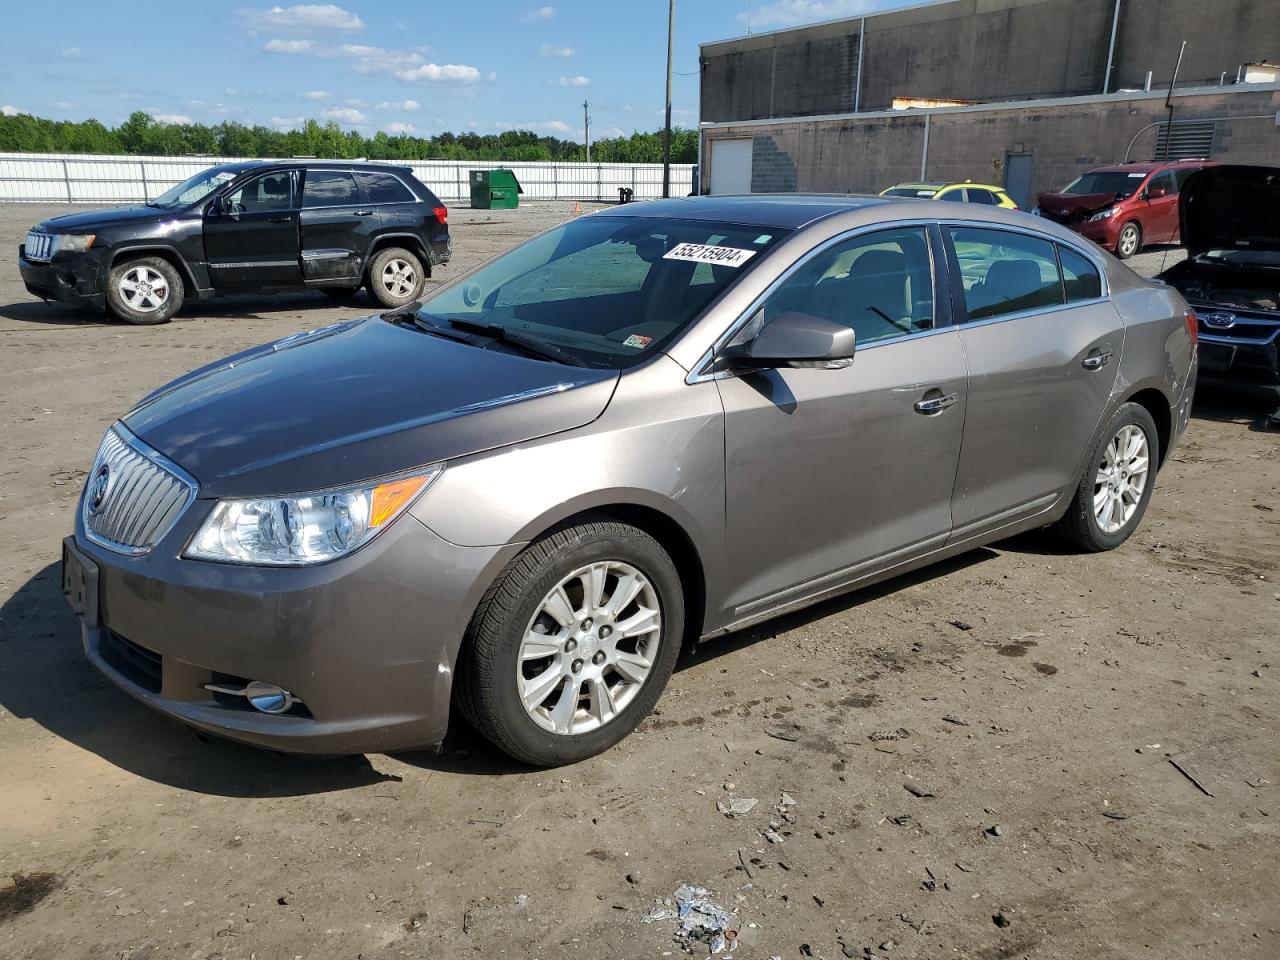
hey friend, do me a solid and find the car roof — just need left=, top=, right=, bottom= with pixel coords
left=595, top=194, right=894, bottom=229
left=889, top=182, right=1006, bottom=192
left=214, top=159, right=413, bottom=175
left=1087, top=161, right=1207, bottom=174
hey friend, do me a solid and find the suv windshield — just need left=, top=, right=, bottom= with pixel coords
left=416, top=216, right=788, bottom=368
left=149, top=167, right=241, bottom=209
left=1061, top=171, right=1148, bottom=197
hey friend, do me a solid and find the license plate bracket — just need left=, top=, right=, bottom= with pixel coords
left=61, top=538, right=100, bottom=629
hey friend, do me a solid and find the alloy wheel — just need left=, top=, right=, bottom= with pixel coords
left=1118, top=225, right=1139, bottom=258
left=381, top=258, right=417, bottom=298
left=118, top=265, right=169, bottom=313
left=517, top=561, right=661, bottom=736
left=1093, top=424, right=1150, bottom=534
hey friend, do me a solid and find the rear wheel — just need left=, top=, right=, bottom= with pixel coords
left=106, top=257, right=183, bottom=324
left=1056, top=402, right=1159, bottom=551
left=366, top=247, right=425, bottom=308
left=1115, top=221, right=1142, bottom=260
left=455, top=522, right=684, bottom=766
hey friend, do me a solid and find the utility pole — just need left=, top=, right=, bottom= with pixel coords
left=662, top=0, right=675, bottom=198
left=583, top=100, right=591, bottom=163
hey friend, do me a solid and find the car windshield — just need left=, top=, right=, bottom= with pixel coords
left=1061, top=171, right=1147, bottom=196
left=415, top=215, right=788, bottom=368
left=149, top=167, right=241, bottom=209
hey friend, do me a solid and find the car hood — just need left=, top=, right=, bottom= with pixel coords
left=1178, top=164, right=1280, bottom=257
left=37, top=205, right=171, bottom=233
left=1036, top=192, right=1120, bottom=218
left=123, top=317, right=620, bottom=499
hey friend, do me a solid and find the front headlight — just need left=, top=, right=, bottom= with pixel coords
left=52, top=233, right=95, bottom=254
left=1089, top=208, right=1117, bottom=222
left=184, top=465, right=444, bottom=566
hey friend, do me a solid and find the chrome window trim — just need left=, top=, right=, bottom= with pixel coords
left=686, top=220, right=944, bottom=384
left=81, top=423, right=199, bottom=557
left=939, top=219, right=1112, bottom=300
left=299, top=170, right=423, bottom=210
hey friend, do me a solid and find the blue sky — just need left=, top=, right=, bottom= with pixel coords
left=0, top=1, right=897, bottom=140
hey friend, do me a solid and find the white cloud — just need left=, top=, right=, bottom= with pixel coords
left=467, top=120, right=478, bottom=129
left=396, top=62, right=481, bottom=83
left=153, top=113, right=193, bottom=125
left=54, top=101, right=75, bottom=110
left=341, top=43, right=424, bottom=73
left=385, top=121, right=416, bottom=135
left=557, top=75, right=590, bottom=87
left=304, top=89, right=329, bottom=100
left=738, top=0, right=874, bottom=29
left=264, top=38, right=320, bottom=54
left=322, top=105, right=367, bottom=123
left=377, top=99, right=420, bottom=111
left=246, top=4, right=363, bottom=31
left=61, top=46, right=81, bottom=58
left=496, top=119, right=570, bottom=134
left=271, top=115, right=305, bottom=129
left=344, top=97, right=367, bottom=107
left=538, top=42, right=574, bottom=58
left=521, top=5, right=554, bottom=20
left=1, top=104, right=23, bottom=116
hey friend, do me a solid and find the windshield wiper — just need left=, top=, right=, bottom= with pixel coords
left=445, top=317, right=586, bottom=367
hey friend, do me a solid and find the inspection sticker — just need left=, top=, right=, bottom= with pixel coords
left=622, top=334, right=653, bottom=349
left=662, top=242, right=758, bottom=267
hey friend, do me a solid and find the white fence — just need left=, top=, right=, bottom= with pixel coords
left=0, top=152, right=696, bottom=204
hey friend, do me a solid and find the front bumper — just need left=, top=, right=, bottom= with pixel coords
left=64, top=503, right=518, bottom=755
left=1197, top=332, right=1280, bottom=388
left=1072, top=217, right=1122, bottom=250
left=18, top=245, right=107, bottom=311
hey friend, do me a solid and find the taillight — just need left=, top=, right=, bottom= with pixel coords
left=432, top=206, right=448, bottom=225
left=1184, top=307, right=1198, bottom=346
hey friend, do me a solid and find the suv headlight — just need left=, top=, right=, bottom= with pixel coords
left=52, top=233, right=95, bottom=254
left=184, top=465, right=444, bottom=566
left=1089, top=208, right=1117, bottom=222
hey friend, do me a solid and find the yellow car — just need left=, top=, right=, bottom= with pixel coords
left=880, top=181, right=1019, bottom=209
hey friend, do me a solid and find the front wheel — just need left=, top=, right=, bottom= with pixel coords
left=106, top=257, right=184, bottom=324
left=455, top=522, right=684, bottom=766
left=1056, top=402, right=1159, bottom=551
left=1115, top=221, right=1142, bottom=260
left=366, top=247, right=425, bottom=308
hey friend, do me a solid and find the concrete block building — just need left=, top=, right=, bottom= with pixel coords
left=698, top=0, right=1280, bottom=205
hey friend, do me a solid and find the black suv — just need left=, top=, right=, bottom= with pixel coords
left=18, top=160, right=451, bottom=324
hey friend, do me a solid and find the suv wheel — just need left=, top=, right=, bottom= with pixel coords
left=367, top=247, right=425, bottom=308
left=1115, top=221, right=1142, bottom=260
left=1056, top=402, right=1159, bottom=551
left=106, top=257, right=184, bottom=325
left=455, top=522, right=684, bottom=766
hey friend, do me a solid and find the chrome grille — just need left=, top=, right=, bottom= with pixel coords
left=24, top=231, right=53, bottom=261
left=82, top=425, right=197, bottom=555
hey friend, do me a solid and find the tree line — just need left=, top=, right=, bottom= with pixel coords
left=0, top=110, right=699, bottom=164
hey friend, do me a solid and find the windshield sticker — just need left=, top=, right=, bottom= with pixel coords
left=663, top=243, right=758, bottom=267
left=622, top=334, right=653, bottom=349
left=754, top=234, right=773, bottom=244
left=1128, top=173, right=1145, bottom=178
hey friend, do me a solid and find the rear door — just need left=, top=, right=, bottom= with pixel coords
left=357, top=170, right=421, bottom=231
left=717, top=224, right=968, bottom=615
left=946, top=226, right=1119, bottom=541
left=299, top=169, right=377, bottom=283
left=203, top=170, right=301, bottom=287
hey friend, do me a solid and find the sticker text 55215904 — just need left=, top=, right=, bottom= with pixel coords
left=662, top=243, right=758, bottom=267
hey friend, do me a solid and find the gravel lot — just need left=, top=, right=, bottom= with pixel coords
left=0, top=201, right=1276, bottom=960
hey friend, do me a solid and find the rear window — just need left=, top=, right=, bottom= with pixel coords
left=968, top=189, right=998, bottom=205
left=303, top=170, right=359, bottom=207
left=1059, top=246, right=1102, bottom=302
left=358, top=172, right=416, bottom=204
left=949, top=227, right=1064, bottom=321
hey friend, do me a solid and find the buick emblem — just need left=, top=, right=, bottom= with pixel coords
left=1202, top=311, right=1236, bottom=329
left=88, top=465, right=111, bottom=514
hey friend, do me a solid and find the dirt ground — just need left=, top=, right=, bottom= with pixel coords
left=0, top=201, right=1276, bottom=960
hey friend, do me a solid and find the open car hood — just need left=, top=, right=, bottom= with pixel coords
left=1179, top=165, right=1280, bottom=257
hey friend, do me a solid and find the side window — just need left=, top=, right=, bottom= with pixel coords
left=302, top=170, right=359, bottom=207
left=1173, top=167, right=1200, bottom=190
left=760, top=227, right=934, bottom=345
left=1059, top=246, right=1103, bottom=302
left=949, top=227, right=1064, bottom=321
left=223, top=172, right=293, bottom=213
left=1147, top=171, right=1175, bottom=196
left=968, top=188, right=998, bottom=205
left=357, top=172, right=415, bottom=204
left=939, top=189, right=967, bottom=203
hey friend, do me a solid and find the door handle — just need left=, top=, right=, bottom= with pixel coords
left=1082, top=350, right=1113, bottom=370
left=354, top=209, right=374, bottom=216
left=914, top=392, right=958, bottom=415
left=269, top=215, right=293, bottom=223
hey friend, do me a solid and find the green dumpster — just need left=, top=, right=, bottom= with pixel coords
left=469, top=168, right=523, bottom=209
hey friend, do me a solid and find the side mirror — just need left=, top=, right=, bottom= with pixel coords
left=1147, top=185, right=1168, bottom=200
left=723, top=310, right=857, bottom=370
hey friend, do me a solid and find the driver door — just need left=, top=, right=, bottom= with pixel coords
left=204, top=171, right=301, bottom=287
left=717, top=225, right=968, bottom=617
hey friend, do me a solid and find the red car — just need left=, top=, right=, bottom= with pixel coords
left=1034, top=160, right=1216, bottom=259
